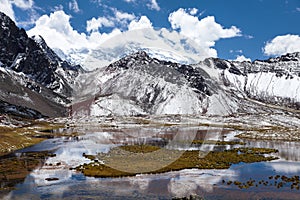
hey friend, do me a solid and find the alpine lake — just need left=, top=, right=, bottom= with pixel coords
left=1, top=115, right=300, bottom=200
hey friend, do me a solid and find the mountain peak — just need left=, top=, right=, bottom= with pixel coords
left=0, top=11, right=82, bottom=97
left=130, top=50, right=150, bottom=58
left=107, top=50, right=158, bottom=70
left=0, top=12, right=28, bottom=68
left=0, top=12, right=14, bottom=28
left=120, top=50, right=151, bottom=61
left=261, top=52, right=300, bottom=63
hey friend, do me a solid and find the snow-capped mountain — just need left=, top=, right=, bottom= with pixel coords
left=0, top=12, right=82, bottom=118
left=198, top=53, right=300, bottom=110
left=71, top=51, right=225, bottom=116
left=0, top=12, right=82, bottom=96
left=0, top=11, right=300, bottom=119
left=71, top=51, right=300, bottom=117
left=57, top=28, right=210, bottom=71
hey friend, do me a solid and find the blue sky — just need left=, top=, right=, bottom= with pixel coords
left=1, top=0, right=300, bottom=62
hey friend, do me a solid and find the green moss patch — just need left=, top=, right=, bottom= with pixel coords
left=192, top=140, right=245, bottom=145
left=119, top=145, right=161, bottom=153
left=76, top=145, right=279, bottom=178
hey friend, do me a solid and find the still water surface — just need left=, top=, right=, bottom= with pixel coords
left=2, top=126, right=300, bottom=199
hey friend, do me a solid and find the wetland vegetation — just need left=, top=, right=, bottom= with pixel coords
left=0, top=151, right=56, bottom=192
left=222, top=175, right=300, bottom=190
left=1, top=115, right=300, bottom=199
left=76, top=145, right=279, bottom=178
left=0, top=120, right=73, bottom=156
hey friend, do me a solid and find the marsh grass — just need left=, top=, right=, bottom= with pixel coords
left=191, top=140, right=245, bottom=145
left=119, top=145, right=161, bottom=153
left=76, top=145, right=279, bottom=178
left=0, top=121, right=66, bottom=156
left=0, top=127, right=43, bottom=156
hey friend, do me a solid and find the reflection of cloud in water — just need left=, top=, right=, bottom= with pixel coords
left=4, top=128, right=242, bottom=199
left=28, top=132, right=116, bottom=186
left=266, top=161, right=300, bottom=174
left=167, top=169, right=237, bottom=197
left=125, top=168, right=238, bottom=197
left=30, top=167, right=73, bottom=186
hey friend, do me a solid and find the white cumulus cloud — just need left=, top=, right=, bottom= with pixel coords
left=27, top=9, right=139, bottom=54
left=114, top=9, right=135, bottom=21
left=27, top=10, right=121, bottom=53
left=26, top=7, right=244, bottom=68
left=263, top=34, right=300, bottom=56
left=27, top=10, right=88, bottom=52
left=147, top=0, right=160, bottom=11
left=86, top=9, right=135, bottom=32
left=234, top=55, right=251, bottom=62
left=168, top=8, right=241, bottom=57
left=128, top=16, right=153, bottom=30
left=189, top=8, right=198, bottom=15
left=86, top=17, right=115, bottom=32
